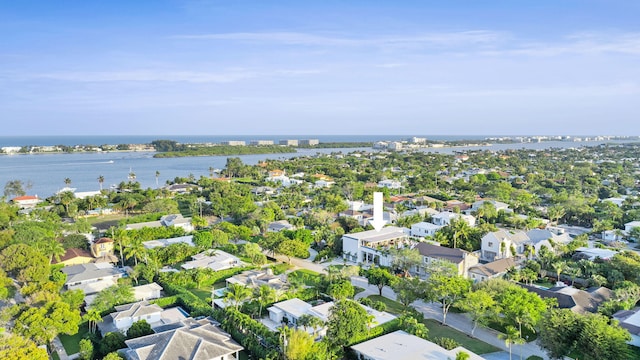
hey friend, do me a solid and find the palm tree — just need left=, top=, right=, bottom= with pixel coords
left=552, top=260, right=567, bottom=283
left=43, top=239, right=66, bottom=264
left=64, top=177, right=72, bottom=186
left=125, top=238, right=146, bottom=266
left=98, top=175, right=105, bottom=191
left=451, top=218, right=471, bottom=249
left=155, top=171, right=160, bottom=188
left=225, top=283, right=251, bottom=309
left=209, top=167, right=215, bottom=178
left=498, top=325, right=525, bottom=360
left=111, top=228, right=129, bottom=266
left=83, top=309, right=102, bottom=334
left=256, top=285, right=276, bottom=316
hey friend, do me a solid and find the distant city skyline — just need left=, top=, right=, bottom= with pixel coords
left=1, top=1, right=639, bottom=135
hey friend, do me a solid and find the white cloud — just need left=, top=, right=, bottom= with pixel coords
left=172, top=30, right=506, bottom=48
left=28, top=68, right=322, bottom=83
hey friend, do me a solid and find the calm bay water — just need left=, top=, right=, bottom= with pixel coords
left=0, top=138, right=635, bottom=199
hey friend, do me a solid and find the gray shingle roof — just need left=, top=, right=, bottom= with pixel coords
left=124, top=318, right=243, bottom=360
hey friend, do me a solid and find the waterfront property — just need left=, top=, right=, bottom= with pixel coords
left=468, top=257, right=520, bottom=283
left=342, top=226, right=410, bottom=266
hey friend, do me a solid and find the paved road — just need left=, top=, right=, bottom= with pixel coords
left=273, top=256, right=556, bottom=360
left=350, top=276, right=552, bottom=360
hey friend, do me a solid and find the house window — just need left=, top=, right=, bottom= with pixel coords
left=488, top=242, right=493, bottom=247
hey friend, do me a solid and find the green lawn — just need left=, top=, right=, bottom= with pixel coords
left=367, top=295, right=405, bottom=315
left=270, top=263, right=292, bottom=275
left=59, top=321, right=90, bottom=355
left=189, top=287, right=213, bottom=303
left=354, top=286, right=365, bottom=296
left=422, top=319, right=501, bottom=355
left=51, top=351, right=61, bottom=360
left=288, top=269, right=322, bottom=286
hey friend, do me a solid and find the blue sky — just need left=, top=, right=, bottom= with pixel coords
left=1, top=0, right=639, bottom=136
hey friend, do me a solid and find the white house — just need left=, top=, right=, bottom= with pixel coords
left=431, top=212, right=475, bottom=227
left=480, top=228, right=572, bottom=262
left=342, top=226, right=410, bottom=266
left=126, top=214, right=194, bottom=232
left=470, top=199, right=511, bottom=213
left=132, top=283, right=163, bottom=301
left=97, top=301, right=189, bottom=335
left=266, top=299, right=396, bottom=336
left=602, top=229, right=625, bottom=242
left=10, top=195, right=41, bottom=208
left=377, top=179, right=402, bottom=189
left=480, top=229, right=529, bottom=262
left=61, top=263, right=125, bottom=295
left=625, top=221, right=640, bottom=234
left=410, top=222, right=441, bottom=238
left=142, top=235, right=194, bottom=249
left=181, top=250, right=242, bottom=271
left=351, top=330, right=485, bottom=360
left=267, top=220, right=295, bottom=232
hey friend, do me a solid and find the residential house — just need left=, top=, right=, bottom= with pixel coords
left=52, top=248, right=94, bottom=266
left=413, top=243, right=478, bottom=278
left=602, top=229, right=625, bottom=242
left=125, top=214, right=194, bottom=232
left=572, top=247, right=618, bottom=261
left=133, top=283, right=163, bottom=301
left=613, top=308, right=640, bottom=346
left=314, top=179, right=335, bottom=188
left=266, top=298, right=396, bottom=335
left=342, top=226, right=410, bottom=266
left=181, top=250, right=242, bottom=272
left=165, top=183, right=202, bottom=194
left=91, top=237, right=115, bottom=258
left=377, top=179, right=402, bottom=189
left=10, top=195, right=41, bottom=208
left=469, top=199, right=511, bottom=213
left=142, top=235, right=194, bottom=249
left=338, top=209, right=366, bottom=225
left=480, top=228, right=571, bottom=262
left=267, top=220, right=295, bottom=232
left=431, top=212, right=475, bottom=227
left=225, top=268, right=288, bottom=291
left=480, top=229, right=529, bottom=262
left=97, top=300, right=187, bottom=334
left=122, top=317, right=243, bottom=360
left=351, top=330, right=485, bottom=360
left=443, top=200, right=471, bottom=212
left=61, top=263, right=125, bottom=295
left=520, top=284, right=613, bottom=314
left=625, top=221, right=640, bottom=234
left=468, top=258, right=520, bottom=283
left=410, top=222, right=441, bottom=238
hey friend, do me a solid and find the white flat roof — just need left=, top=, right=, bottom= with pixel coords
left=351, top=330, right=484, bottom=360
left=343, top=226, right=406, bottom=243
left=271, top=298, right=313, bottom=319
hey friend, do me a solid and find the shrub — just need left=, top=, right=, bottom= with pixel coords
left=434, top=337, right=460, bottom=350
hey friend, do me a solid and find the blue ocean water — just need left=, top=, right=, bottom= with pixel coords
left=0, top=137, right=634, bottom=199
left=0, top=135, right=492, bottom=147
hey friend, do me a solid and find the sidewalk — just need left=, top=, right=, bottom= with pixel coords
left=349, top=276, right=551, bottom=360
